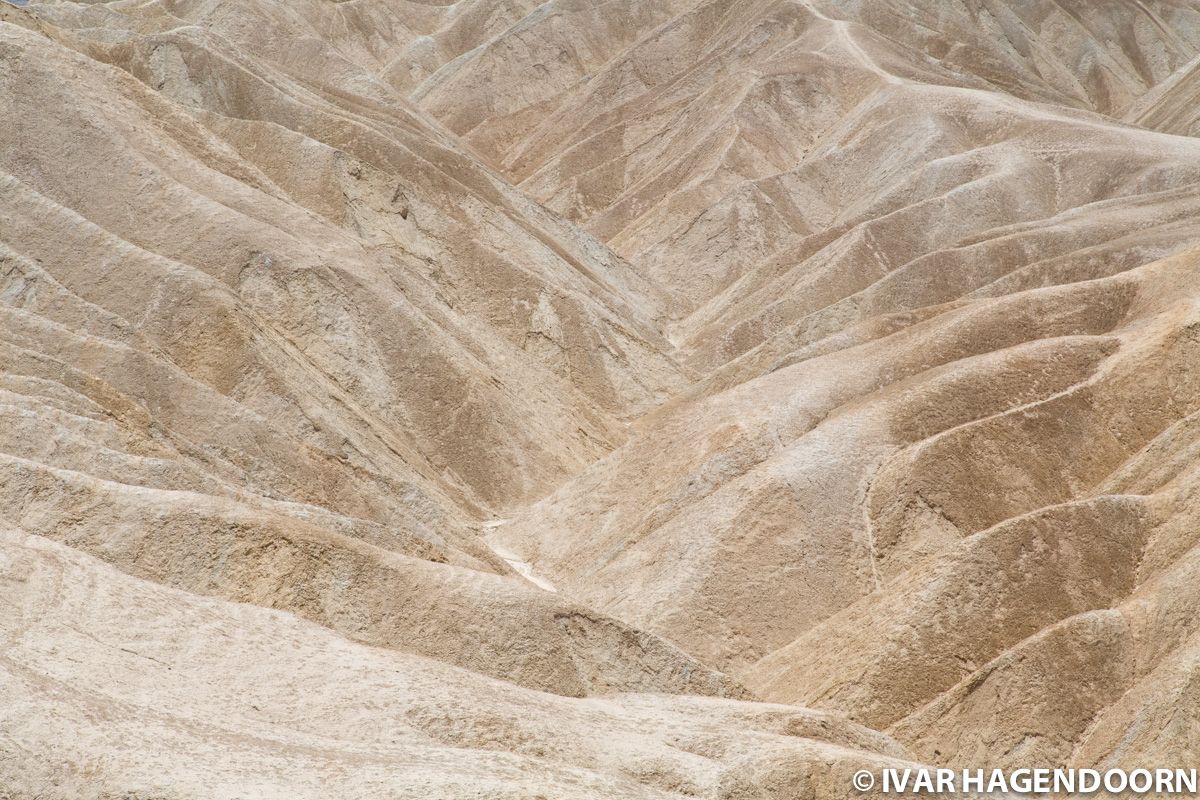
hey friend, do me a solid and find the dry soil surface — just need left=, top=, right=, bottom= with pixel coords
left=3, top=1, right=1200, bottom=797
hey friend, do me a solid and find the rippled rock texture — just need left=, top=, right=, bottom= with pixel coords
left=3, top=1, right=1200, bottom=797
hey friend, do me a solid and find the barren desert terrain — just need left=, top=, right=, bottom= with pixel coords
left=3, top=1, right=1200, bottom=797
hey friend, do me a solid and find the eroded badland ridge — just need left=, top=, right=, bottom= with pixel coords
left=2, top=1, right=1200, bottom=797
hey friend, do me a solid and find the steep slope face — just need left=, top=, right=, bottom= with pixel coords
left=820, top=0, right=1200, bottom=114
left=0, top=7, right=731, bottom=703
left=669, top=90, right=1200, bottom=373
left=466, top=0, right=1200, bottom=777
left=23, top=0, right=687, bottom=426
left=409, top=0, right=1200, bottom=172
left=5, top=0, right=1200, bottom=797
left=496, top=256, right=1199, bottom=668
left=1125, top=51, right=1200, bottom=135
left=0, top=528, right=918, bottom=799
left=400, top=0, right=1200, bottom=325
left=410, top=0, right=701, bottom=165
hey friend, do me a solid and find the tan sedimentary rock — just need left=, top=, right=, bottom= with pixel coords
left=3, top=0, right=1200, bottom=796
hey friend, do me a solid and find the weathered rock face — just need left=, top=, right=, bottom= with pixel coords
left=3, top=0, right=1200, bottom=797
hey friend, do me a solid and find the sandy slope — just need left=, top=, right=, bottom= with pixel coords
left=0, top=527, right=914, bottom=799
left=3, top=0, right=1200, bottom=796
